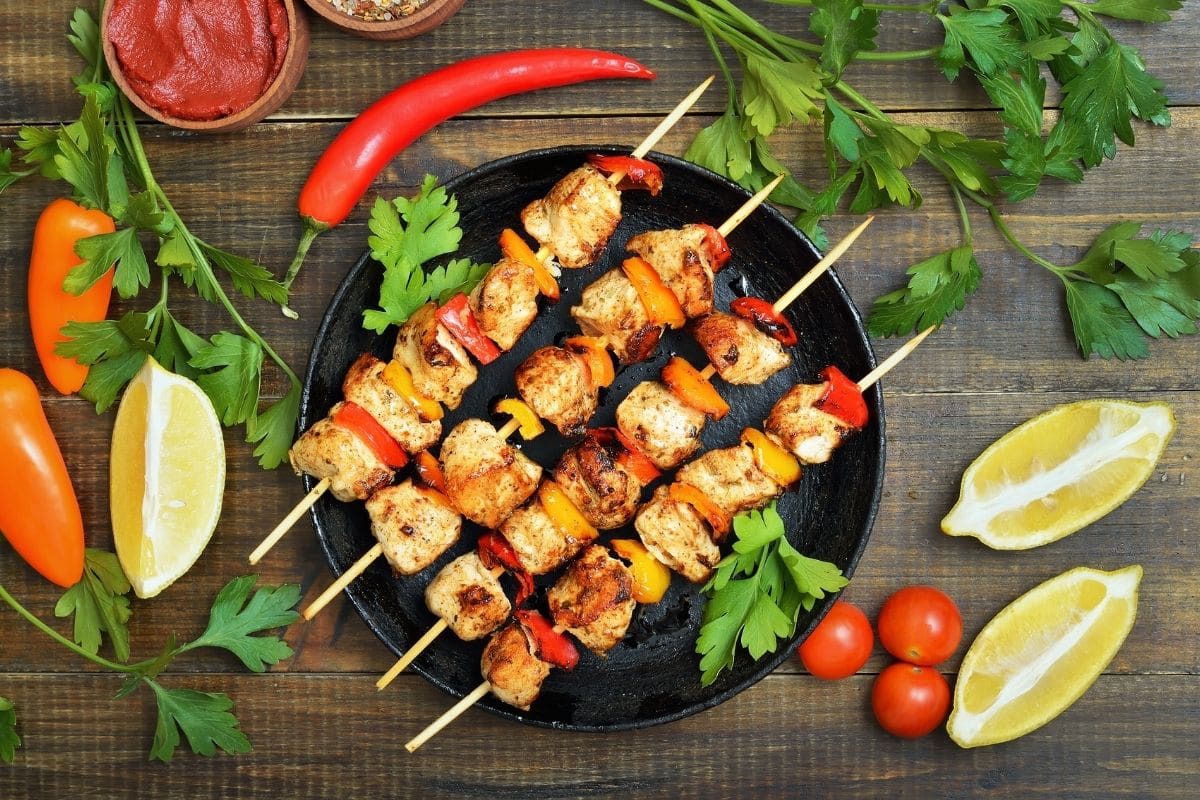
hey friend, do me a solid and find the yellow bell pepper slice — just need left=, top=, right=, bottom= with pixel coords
left=539, top=480, right=599, bottom=543
left=611, top=538, right=671, bottom=603
left=382, top=360, right=443, bottom=421
left=494, top=397, right=545, bottom=440
left=741, top=427, right=803, bottom=488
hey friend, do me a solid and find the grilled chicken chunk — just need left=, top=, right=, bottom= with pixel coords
left=392, top=303, right=478, bottom=410
left=441, top=419, right=542, bottom=528
left=675, top=443, right=783, bottom=520
left=514, top=346, right=598, bottom=437
left=499, top=497, right=590, bottom=576
left=425, top=551, right=512, bottom=641
left=482, top=622, right=551, bottom=710
left=365, top=480, right=461, bottom=575
left=634, top=485, right=722, bottom=583
left=554, top=432, right=644, bottom=530
left=547, top=545, right=635, bottom=655
left=691, top=311, right=791, bottom=385
left=521, top=165, right=621, bottom=268
left=288, top=407, right=393, bottom=502
left=615, top=381, right=705, bottom=470
left=764, top=382, right=853, bottom=465
left=570, top=269, right=662, bottom=364
left=342, top=354, right=442, bottom=454
left=469, top=256, right=540, bottom=352
left=626, top=224, right=720, bottom=318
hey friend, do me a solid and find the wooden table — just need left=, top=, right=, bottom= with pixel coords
left=2, top=2, right=1197, bottom=797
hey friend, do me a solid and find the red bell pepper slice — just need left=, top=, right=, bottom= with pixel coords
left=816, top=365, right=869, bottom=429
left=586, top=154, right=664, bottom=196
left=436, top=293, right=502, bottom=365
left=592, top=427, right=662, bottom=484
left=516, top=609, right=580, bottom=670
left=478, top=532, right=535, bottom=607
left=695, top=223, right=732, bottom=271
left=730, top=296, right=799, bottom=347
left=332, top=401, right=409, bottom=468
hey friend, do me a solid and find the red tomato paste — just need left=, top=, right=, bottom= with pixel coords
left=107, top=0, right=289, bottom=121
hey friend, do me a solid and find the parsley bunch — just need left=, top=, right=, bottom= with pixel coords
left=0, top=8, right=300, bottom=467
left=0, top=570, right=300, bottom=763
left=696, top=502, right=848, bottom=686
left=643, top=0, right=1198, bottom=358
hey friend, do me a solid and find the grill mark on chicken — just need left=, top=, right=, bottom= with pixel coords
left=481, top=622, right=551, bottom=710
left=547, top=545, right=635, bottom=655
left=520, top=165, right=622, bottom=268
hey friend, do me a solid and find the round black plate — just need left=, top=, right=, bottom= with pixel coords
left=301, top=146, right=885, bottom=731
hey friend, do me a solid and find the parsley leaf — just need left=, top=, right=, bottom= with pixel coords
left=247, top=381, right=302, bottom=470
left=869, top=245, right=982, bottom=336
left=740, top=54, right=824, bottom=138
left=0, top=697, right=19, bottom=764
left=937, top=5, right=1022, bottom=80
left=147, top=684, right=251, bottom=763
left=66, top=227, right=150, bottom=299
left=179, top=576, right=300, bottom=672
left=53, top=94, right=110, bottom=212
left=56, top=312, right=153, bottom=411
left=0, top=147, right=35, bottom=195
left=1083, top=0, right=1181, bottom=22
left=696, top=503, right=847, bottom=686
left=686, top=106, right=754, bottom=183
left=54, top=549, right=133, bottom=663
left=1064, top=280, right=1148, bottom=358
left=810, top=0, right=879, bottom=81
left=190, top=332, right=264, bottom=426
left=199, top=242, right=289, bottom=306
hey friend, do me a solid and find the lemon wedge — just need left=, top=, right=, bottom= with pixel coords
left=948, top=565, right=1141, bottom=748
left=110, top=357, right=225, bottom=598
left=941, top=399, right=1174, bottom=550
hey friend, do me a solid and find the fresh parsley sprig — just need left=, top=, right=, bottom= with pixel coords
left=696, top=502, right=848, bottom=686
left=0, top=575, right=300, bottom=763
left=0, top=697, right=18, bottom=765
left=55, top=548, right=133, bottom=662
left=643, top=0, right=1197, bottom=359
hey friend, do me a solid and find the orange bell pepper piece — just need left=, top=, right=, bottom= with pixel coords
left=622, top=256, right=685, bottom=329
left=741, top=428, right=803, bottom=488
left=499, top=227, right=559, bottom=301
left=611, top=538, right=671, bottom=603
left=661, top=356, right=729, bottom=420
left=382, top=360, right=443, bottom=421
left=539, top=480, right=599, bottom=543
left=413, top=450, right=449, bottom=493
left=669, top=482, right=731, bottom=539
left=564, top=335, right=615, bottom=387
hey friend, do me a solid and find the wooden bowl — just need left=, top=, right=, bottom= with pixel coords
left=300, top=0, right=465, bottom=40
left=101, top=0, right=310, bottom=133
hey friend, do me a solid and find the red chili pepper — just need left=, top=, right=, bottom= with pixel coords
left=585, top=154, right=664, bottom=196
left=478, top=533, right=535, bottom=606
left=516, top=609, right=580, bottom=670
left=695, top=223, right=732, bottom=271
left=413, top=450, right=448, bottom=493
left=592, top=427, right=662, bottom=484
left=730, top=296, right=799, bottom=347
left=435, top=293, right=502, bottom=365
left=332, top=401, right=410, bottom=468
left=287, top=49, right=655, bottom=286
left=816, top=365, right=869, bottom=429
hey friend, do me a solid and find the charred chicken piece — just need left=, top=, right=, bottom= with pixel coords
left=570, top=269, right=663, bottom=365
left=342, top=354, right=442, bottom=454
left=514, top=346, right=599, bottom=438
left=469, top=256, right=540, bottom=352
left=675, top=442, right=783, bottom=520
left=424, top=551, right=512, bottom=641
left=626, top=224, right=720, bottom=318
left=764, top=382, right=854, bottom=465
left=441, top=419, right=542, bottom=529
left=690, top=311, right=791, bottom=386
left=392, top=303, right=478, bottom=410
left=634, top=484, right=722, bottom=583
left=482, top=622, right=551, bottom=710
left=499, top=497, right=589, bottom=576
left=554, top=432, right=644, bottom=530
left=615, top=381, right=705, bottom=470
left=520, top=165, right=622, bottom=268
left=365, top=480, right=461, bottom=576
left=546, top=545, right=635, bottom=655
left=288, top=407, right=393, bottom=502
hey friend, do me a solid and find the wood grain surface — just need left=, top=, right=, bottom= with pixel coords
left=1, top=1, right=1198, bottom=798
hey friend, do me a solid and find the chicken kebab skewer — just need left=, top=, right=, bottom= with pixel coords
left=249, top=78, right=715, bottom=565
left=301, top=217, right=875, bottom=622
left=403, top=327, right=936, bottom=752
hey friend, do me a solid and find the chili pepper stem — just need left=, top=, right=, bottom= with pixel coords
left=280, top=220, right=327, bottom=318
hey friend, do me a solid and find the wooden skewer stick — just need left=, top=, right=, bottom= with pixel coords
left=248, top=477, right=332, bottom=565
left=717, top=174, right=786, bottom=238
left=405, top=681, right=492, bottom=753
left=377, top=619, right=451, bottom=690
left=496, top=416, right=522, bottom=440
left=302, top=542, right=384, bottom=620
left=857, top=325, right=936, bottom=392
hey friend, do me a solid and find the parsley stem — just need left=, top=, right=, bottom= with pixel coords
left=950, top=184, right=973, bottom=247
left=765, top=0, right=937, bottom=12
left=987, top=207, right=1063, bottom=273
left=0, top=582, right=136, bottom=674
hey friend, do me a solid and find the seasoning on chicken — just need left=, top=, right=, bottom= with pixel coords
left=288, top=407, right=393, bottom=502
left=570, top=269, right=662, bottom=364
left=365, top=480, right=462, bottom=575
left=690, top=311, right=791, bottom=385
left=626, top=224, right=720, bottom=318
left=554, top=432, right=643, bottom=530
left=546, top=544, right=635, bottom=655
left=634, top=485, right=722, bottom=583
left=424, top=551, right=512, bottom=641
left=481, top=622, right=551, bottom=710
left=468, top=256, right=540, bottom=352
left=499, top=497, right=588, bottom=576
left=440, top=418, right=542, bottom=529
left=342, top=354, right=442, bottom=454
left=615, top=381, right=705, bottom=470
left=520, top=165, right=622, bottom=268
left=675, top=442, right=783, bottom=521
left=392, top=302, right=479, bottom=410
left=764, top=382, right=854, bottom=465
left=514, top=345, right=599, bottom=437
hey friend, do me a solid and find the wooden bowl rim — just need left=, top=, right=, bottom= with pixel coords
left=299, top=0, right=465, bottom=40
left=101, top=0, right=310, bottom=133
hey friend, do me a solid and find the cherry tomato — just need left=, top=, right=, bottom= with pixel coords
left=797, top=600, right=874, bottom=680
left=876, top=585, right=963, bottom=666
left=871, top=662, right=951, bottom=738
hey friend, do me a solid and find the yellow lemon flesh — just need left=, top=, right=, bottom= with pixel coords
left=948, top=565, right=1141, bottom=748
left=942, top=399, right=1174, bottom=550
left=110, top=357, right=225, bottom=598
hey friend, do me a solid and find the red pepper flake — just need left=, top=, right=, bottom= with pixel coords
left=326, top=0, right=428, bottom=22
